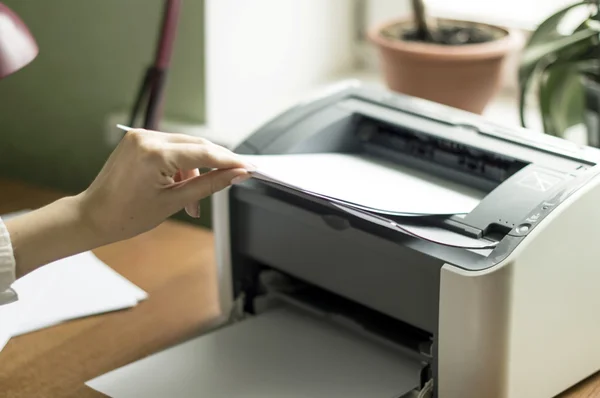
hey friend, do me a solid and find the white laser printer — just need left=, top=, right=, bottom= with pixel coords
left=87, top=83, right=600, bottom=398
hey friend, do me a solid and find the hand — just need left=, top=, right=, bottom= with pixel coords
left=80, top=128, right=254, bottom=243
left=6, top=128, right=254, bottom=278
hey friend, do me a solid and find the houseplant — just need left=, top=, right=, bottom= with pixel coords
left=518, top=1, right=600, bottom=146
left=368, top=0, right=519, bottom=114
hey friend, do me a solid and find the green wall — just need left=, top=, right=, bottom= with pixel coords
left=0, top=0, right=211, bottom=226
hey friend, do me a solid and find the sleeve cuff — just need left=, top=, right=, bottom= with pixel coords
left=0, top=217, right=18, bottom=305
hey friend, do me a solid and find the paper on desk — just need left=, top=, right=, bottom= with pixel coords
left=0, top=301, right=17, bottom=353
left=8, top=251, right=147, bottom=337
left=0, top=212, right=147, bottom=353
left=243, top=153, right=486, bottom=216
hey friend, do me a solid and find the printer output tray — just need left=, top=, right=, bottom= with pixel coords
left=86, top=305, right=423, bottom=397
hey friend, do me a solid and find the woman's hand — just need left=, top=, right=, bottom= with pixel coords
left=6, top=128, right=254, bottom=278
left=80, top=128, right=253, bottom=242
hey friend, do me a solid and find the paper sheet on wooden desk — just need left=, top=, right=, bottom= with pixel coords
left=0, top=212, right=147, bottom=353
left=244, top=153, right=486, bottom=216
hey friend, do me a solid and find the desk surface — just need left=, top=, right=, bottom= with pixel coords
left=0, top=178, right=598, bottom=397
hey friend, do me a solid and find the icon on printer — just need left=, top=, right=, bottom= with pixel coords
left=517, top=171, right=561, bottom=192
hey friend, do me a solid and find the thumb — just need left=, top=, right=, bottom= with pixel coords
left=172, top=168, right=249, bottom=205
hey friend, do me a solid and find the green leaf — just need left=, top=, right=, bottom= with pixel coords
left=525, top=1, right=590, bottom=48
left=520, top=3, right=596, bottom=86
left=538, top=58, right=600, bottom=137
left=519, top=27, right=599, bottom=83
left=519, top=31, right=598, bottom=127
left=518, top=3, right=600, bottom=130
left=574, top=59, right=600, bottom=73
left=519, top=61, right=547, bottom=128
left=539, top=64, right=585, bottom=136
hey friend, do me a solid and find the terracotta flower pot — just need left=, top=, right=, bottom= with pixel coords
left=368, top=18, right=520, bottom=114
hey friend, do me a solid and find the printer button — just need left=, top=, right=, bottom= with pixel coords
left=516, top=223, right=531, bottom=234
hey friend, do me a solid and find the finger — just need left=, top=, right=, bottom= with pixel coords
left=133, top=129, right=213, bottom=147
left=169, top=168, right=250, bottom=206
left=166, top=143, right=255, bottom=172
left=179, top=168, right=201, bottom=218
left=166, top=136, right=237, bottom=162
left=163, top=132, right=212, bottom=145
left=185, top=142, right=239, bottom=172
left=173, top=170, right=182, bottom=182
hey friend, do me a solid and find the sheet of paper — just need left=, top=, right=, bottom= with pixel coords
left=0, top=299, right=18, bottom=352
left=0, top=211, right=147, bottom=352
left=243, top=153, right=486, bottom=216
left=87, top=306, right=422, bottom=398
left=6, top=251, right=147, bottom=337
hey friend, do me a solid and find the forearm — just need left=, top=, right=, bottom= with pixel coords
left=5, top=195, right=104, bottom=279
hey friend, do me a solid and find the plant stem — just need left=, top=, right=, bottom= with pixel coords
left=412, top=0, right=434, bottom=42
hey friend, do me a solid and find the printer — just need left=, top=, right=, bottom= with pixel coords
left=87, top=83, right=600, bottom=398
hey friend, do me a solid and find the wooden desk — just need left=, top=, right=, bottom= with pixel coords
left=0, top=179, right=221, bottom=397
left=0, top=178, right=599, bottom=397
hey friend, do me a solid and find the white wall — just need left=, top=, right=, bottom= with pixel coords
left=364, top=0, right=411, bottom=29
left=355, top=0, right=411, bottom=71
left=205, top=0, right=356, bottom=147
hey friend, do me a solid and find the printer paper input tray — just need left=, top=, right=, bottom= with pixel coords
left=86, top=305, right=423, bottom=398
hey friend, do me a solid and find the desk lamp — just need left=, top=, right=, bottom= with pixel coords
left=0, top=2, right=38, bottom=79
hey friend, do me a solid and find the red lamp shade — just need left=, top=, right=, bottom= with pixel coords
left=0, top=2, right=38, bottom=79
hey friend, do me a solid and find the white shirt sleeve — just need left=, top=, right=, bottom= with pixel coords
left=0, top=217, right=17, bottom=306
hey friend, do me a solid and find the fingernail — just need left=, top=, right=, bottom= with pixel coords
left=185, top=202, right=201, bottom=218
left=231, top=174, right=251, bottom=185
left=244, top=163, right=257, bottom=172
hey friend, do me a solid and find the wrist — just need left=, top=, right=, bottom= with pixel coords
left=76, top=189, right=118, bottom=247
left=63, top=194, right=108, bottom=248
left=6, top=194, right=108, bottom=279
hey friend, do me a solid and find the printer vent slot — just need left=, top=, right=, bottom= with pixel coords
left=356, top=117, right=528, bottom=190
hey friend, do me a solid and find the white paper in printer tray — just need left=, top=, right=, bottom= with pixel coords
left=243, top=153, right=486, bottom=216
left=86, top=306, right=422, bottom=398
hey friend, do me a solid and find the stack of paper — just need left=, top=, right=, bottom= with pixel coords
left=0, top=212, right=147, bottom=353
left=244, top=153, right=485, bottom=216
left=243, top=153, right=497, bottom=249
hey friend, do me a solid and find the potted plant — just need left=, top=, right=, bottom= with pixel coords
left=368, top=0, right=520, bottom=114
left=517, top=1, right=600, bottom=146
